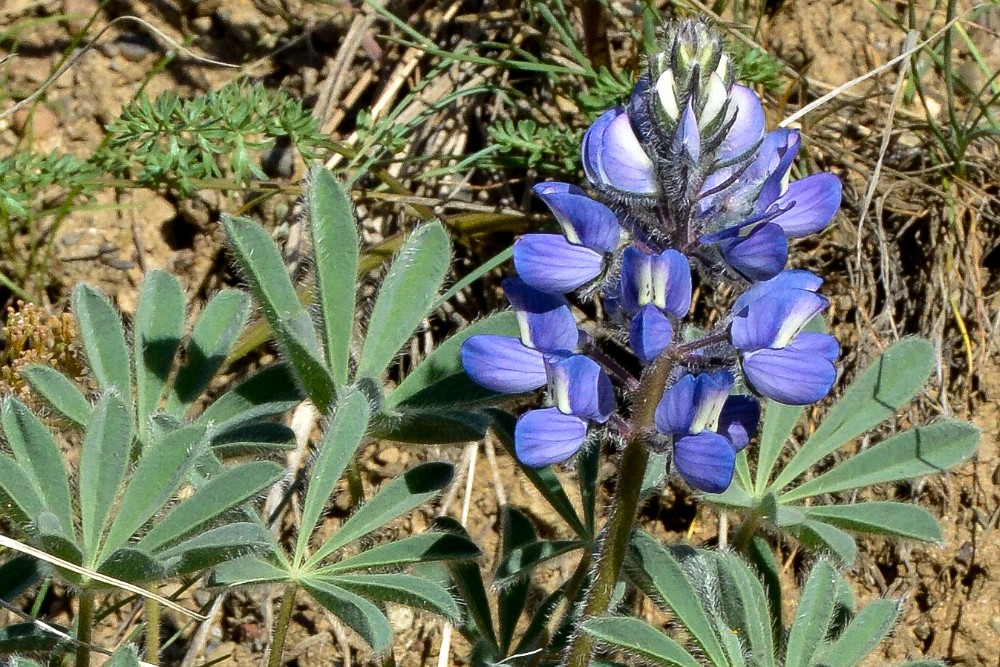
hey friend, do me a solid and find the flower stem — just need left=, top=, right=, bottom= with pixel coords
left=145, top=592, right=160, bottom=664
left=563, top=350, right=677, bottom=667
left=74, top=590, right=95, bottom=667
left=731, top=506, right=763, bottom=554
left=268, top=586, right=297, bottom=667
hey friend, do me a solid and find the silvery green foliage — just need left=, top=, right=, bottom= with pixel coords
left=210, top=390, right=481, bottom=653
left=577, top=530, right=942, bottom=667
left=222, top=166, right=521, bottom=445
left=0, top=274, right=293, bottom=658
left=212, top=168, right=511, bottom=654
left=705, top=337, right=979, bottom=563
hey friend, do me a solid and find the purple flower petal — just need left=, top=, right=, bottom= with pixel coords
left=629, top=305, right=674, bottom=365
left=619, top=247, right=693, bottom=316
left=514, top=234, right=605, bottom=294
left=654, top=373, right=698, bottom=435
left=545, top=353, right=616, bottom=422
left=460, top=335, right=547, bottom=393
left=718, top=84, right=765, bottom=162
left=742, top=346, right=837, bottom=405
left=788, top=331, right=840, bottom=362
left=733, top=269, right=823, bottom=315
left=532, top=183, right=622, bottom=253
left=582, top=109, right=616, bottom=187
left=583, top=108, right=658, bottom=195
left=717, top=395, right=760, bottom=452
left=755, top=129, right=802, bottom=210
left=514, top=407, right=588, bottom=467
left=719, top=222, right=788, bottom=282
left=502, top=277, right=579, bottom=353
left=769, top=173, right=842, bottom=237
left=604, top=111, right=659, bottom=194
left=674, top=431, right=737, bottom=493
left=731, top=288, right=828, bottom=351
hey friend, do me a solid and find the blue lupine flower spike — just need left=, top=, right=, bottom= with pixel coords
left=459, top=19, right=840, bottom=492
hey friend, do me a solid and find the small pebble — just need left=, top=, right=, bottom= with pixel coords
left=11, top=105, right=59, bottom=139
left=115, top=34, right=154, bottom=62
left=191, top=16, right=213, bottom=34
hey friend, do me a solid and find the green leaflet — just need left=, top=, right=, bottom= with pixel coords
left=356, top=221, right=451, bottom=381
left=308, top=167, right=358, bottom=386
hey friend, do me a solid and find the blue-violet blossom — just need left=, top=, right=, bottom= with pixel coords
left=460, top=20, right=841, bottom=494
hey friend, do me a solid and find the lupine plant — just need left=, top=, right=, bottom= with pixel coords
left=458, top=19, right=976, bottom=667
left=0, top=16, right=981, bottom=667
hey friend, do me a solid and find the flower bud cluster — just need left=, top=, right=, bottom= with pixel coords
left=462, top=20, right=842, bottom=493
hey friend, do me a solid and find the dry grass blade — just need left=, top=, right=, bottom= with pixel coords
left=779, top=21, right=958, bottom=128
left=0, top=534, right=207, bottom=620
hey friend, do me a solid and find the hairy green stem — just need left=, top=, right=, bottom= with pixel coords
left=74, top=590, right=95, bottom=667
left=268, top=586, right=297, bottom=667
left=145, top=593, right=160, bottom=664
left=731, top=506, right=764, bottom=554
left=563, top=351, right=677, bottom=667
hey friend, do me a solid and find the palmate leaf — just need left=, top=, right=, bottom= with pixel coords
left=308, top=167, right=358, bottom=386
left=223, top=214, right=337, bottom=412
left=133, top=270, right=185, bottom=436
left=0, top=398, right=73, bottom=538
left=167, top=289, right=250, bottom=418
left=302, top=578, right=393, bottom=652
left=73, top=284, right=131, bottom=399
left=20, top=364, right=91, bottom=428
left=356, top=221, right=451, bottom=382
left=294, top=390, right=371, bottom=568
left=581, top=616, right=701, bottom=667
left=305, top=461, right=453, bottom=568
